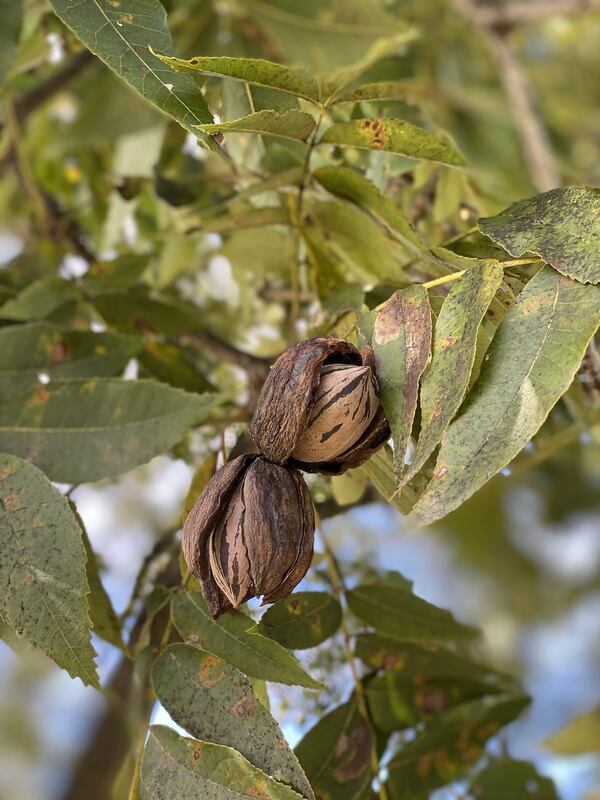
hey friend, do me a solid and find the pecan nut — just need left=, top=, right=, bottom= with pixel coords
left=183, top=454, right=314, bottom=618
left=249, top=337, right=390, bottom=474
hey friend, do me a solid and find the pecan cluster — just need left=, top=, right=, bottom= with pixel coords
left=183, top=337, right=390, bottom=617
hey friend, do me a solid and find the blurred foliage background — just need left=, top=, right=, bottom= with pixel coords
left=1, top=0, right=600, bottom=799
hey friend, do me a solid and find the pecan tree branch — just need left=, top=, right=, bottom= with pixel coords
left=14, top=50, right=95, bottom=125
left=451, top=0, right=561, bottom=192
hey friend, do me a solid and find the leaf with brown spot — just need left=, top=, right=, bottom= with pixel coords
left=386, top=694, right=530, bottom=799
left=152, top=644, right=314, bottom=799
left=0, top=378, right=219, bottom=482
left=141, top=725, right=304, bottom=799
left=259, top=592, right=342, bottom=650
left=0, top=322, right=142, bottom=401
left=409, top=267, right=600, bottom=526
left=198, top=110, right=316, bottom=143
left=152, top=53, right=321, bottom=103
left=372, top=286, right=431, bottom=479
left=320, top=119, right=467, bottom=166
left=172, top=590, right=322, bottom=688
left=402, top=262, right=503, bottom=485
left=295, top=700, right=373, bottom=800
left=0, top=453, right=98, bottom=686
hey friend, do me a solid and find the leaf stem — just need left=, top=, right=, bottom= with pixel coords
left=421, top=257, right=543, bottom=290
left=289, top=109, right=325, bottom=340
left=317, top=521, right=389, bottom=800
left=127, top=712, right=152, bottom=800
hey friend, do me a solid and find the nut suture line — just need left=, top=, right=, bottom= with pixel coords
left=183, top=336, right=389, bottom=617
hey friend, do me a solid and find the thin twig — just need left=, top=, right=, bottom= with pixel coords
left=289, top=109, right=325, bottom=338
left=318, top=522, right=389, bottom=800
left=183, top=329, right=270, bottom=375
left=487, top=33, right=560, bottom=191
left=3, top=92, right=50, bottom=231
left=0, top=51, right=95, bottom=172
left=451, top=0, right=561, bottom=192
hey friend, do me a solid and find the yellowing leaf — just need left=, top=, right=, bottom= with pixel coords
left=409, top=268, right=600, bottom=526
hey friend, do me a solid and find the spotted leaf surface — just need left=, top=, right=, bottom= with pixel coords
left=321, top=119, right=466, bottom=166
left=409, top=267, right=600, bottom=526
left=171, top=590, right=322, bottom=688
left=386, top=695, right=530, bottom=799
left=402, top=262, right=503, bottom=484
left=372, top=286, right=431, bottom=478
left=0, top=379, right=218, bottom=483
left=295, top=700, right=373, bottom=800
left=0, top=322, right=142, bottom=400
left=0, top=453, right=98, bottom=686
left=140, top=725, right=304, bottom=800
left=480, top=187, right=600, bottom=284
left=198, top=110, right=316, bottom=143
left=152, top=644, right=315, bottom=800
left=260, top=592, right=342, bottom=650
left=153, top=54, right=321, bottom=102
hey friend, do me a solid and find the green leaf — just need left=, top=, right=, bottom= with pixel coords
left=0, top=453, right=98, bottom=686
left=386, top=695, right=530, bottom=799
left=141, top=725, right=304, bottom=800
left=152, top=54, right=321, bottom=103
left=355, top=634, right=516, bottom=689
left=92, top=292, right=199, bottom=336
left=49, top=0, right=215, bottom=141
left=544, top=705, right=600, bottom=754
left=331, top=469, right=367, bottom=506
left=331, top=81, right=418, bottom=105
left=324, top=31, right=419, bottom=99
left=347, top=582, right=477, bottom=643
left=0, top=322, right=142, bottom=400
left=320, top=119, right=467, bottom=166
left=80, top=254, right=149, bottom=294
left=0, top=277, right=79, bottom=321
left=140, top=340, right=213, bottom=394
left=171, top=590, right=322, bottom=689
left=184, top=454, right=218, bottom=520
left=0, top=379, right=218, bottom=483
left=243, top=0, right=411, bottom=74
left=81, top=522, right=124, bottom=651
left=470, top=759, right=558, bottom=800
left=313, top=165, right=425, bottom=257
left=402, top=262, right=504, bottom=484
left=295, top=700, right=373, bottom=800
left=409, top=268, right=600, bottom=526
left=0, top=0, right=22, bottom=83
left=152, top=644, right=315, bottom=800
left=359, top=447, right=426, bottom=515
left=365, top=670, right=502, bottom=732
left=260, top=592, right=342, bottom=650
left=198, top=110, right=316, bottom=143
left=303, top=199, right=403, bottom=283
left=480, top=187, right=600, bottom=284
left=372, top=286, right=432, bottom=478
